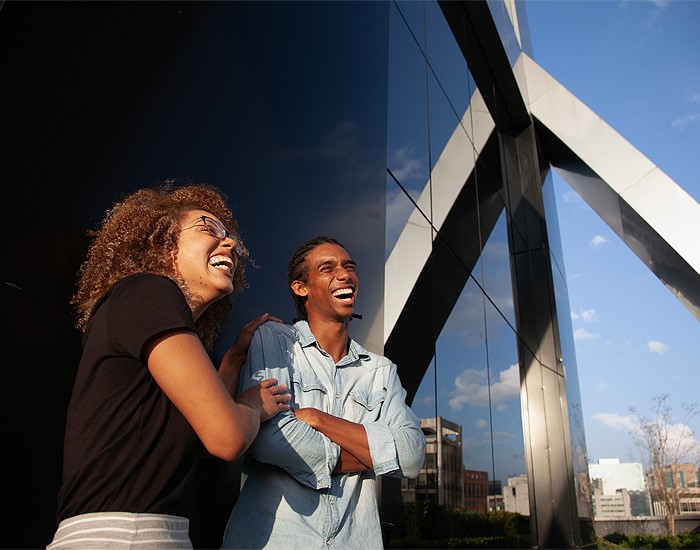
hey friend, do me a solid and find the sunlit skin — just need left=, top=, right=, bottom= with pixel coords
left=290, top=242, right=373, bottom=471
left=175, top=210, right=240, bottom=321
left=144, top=209, right=291, bottom=460
left=290, top=243, right=358, bottom=360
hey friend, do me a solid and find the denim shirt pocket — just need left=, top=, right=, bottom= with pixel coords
left=291, top=369, right=327, bottom=409
left=349, top=387, right=386, bottom=422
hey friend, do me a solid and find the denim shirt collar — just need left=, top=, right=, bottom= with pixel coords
left=293, top=319, right=370, bottom=365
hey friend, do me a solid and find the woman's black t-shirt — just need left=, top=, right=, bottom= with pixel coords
left=56, top=273, right=203, bottom=522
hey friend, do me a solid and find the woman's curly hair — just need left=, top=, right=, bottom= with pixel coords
left=71, top=181, right=247, bottom=350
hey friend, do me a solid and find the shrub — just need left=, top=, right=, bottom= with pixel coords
left=391, top=501, right=530, bottom=549
left=601, top=531, right=700, bottom=549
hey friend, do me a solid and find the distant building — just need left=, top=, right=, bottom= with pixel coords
left=503, top=474, right=530, bottom=516
left=591, top=485, right=632, bottom=519
left=487, top=480, right=504, bottom=511
left=463, top=469, right=488, bottom=512
left=401, top=417, right=464, bottom=509
left=588, top=458, right=650, bottom=517
left=488, top=494, right=505, bottom=512
left=589, top=458, right=646, bottom=492
left=646, top=463, right=700, bottom=516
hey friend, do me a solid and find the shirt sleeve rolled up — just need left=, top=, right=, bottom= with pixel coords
left=239, top=322, right=340, bottom=489
left=363, top=363, right=426, bottom=479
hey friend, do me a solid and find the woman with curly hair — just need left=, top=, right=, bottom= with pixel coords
left=48, top=182, right=290, bottom=548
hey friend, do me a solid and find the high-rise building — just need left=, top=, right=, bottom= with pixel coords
left=3, top=1, right=697, bottom=547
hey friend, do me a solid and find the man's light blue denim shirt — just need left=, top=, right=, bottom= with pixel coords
left=222, top=320, right=426, bottom=550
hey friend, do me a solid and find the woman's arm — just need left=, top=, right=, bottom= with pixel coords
left=145, top=328, right=290, bottom=462
left=218, top=313, right=284, bottom=395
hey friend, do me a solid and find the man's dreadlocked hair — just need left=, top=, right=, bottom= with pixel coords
left=287, top=235, right=344, bottom=322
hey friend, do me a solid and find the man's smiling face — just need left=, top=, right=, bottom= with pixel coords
left=293, top=242, right=358, bottom=322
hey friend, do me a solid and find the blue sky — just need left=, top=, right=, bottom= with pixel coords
left=525, top=0, right=700, bottom=465
left=386, top=0, right=699, bottom=480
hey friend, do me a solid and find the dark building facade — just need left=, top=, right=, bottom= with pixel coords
left=3, top=1, right=697, bottom=548
left=464, top=469, right=489, bottom=512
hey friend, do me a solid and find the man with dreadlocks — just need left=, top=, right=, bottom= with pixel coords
left=222, top=236, right=425, bottom=549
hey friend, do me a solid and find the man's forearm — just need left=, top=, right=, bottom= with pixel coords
left=333, top=448, right=372, bottom=473
left=294, top=408, right=373, bottom=469
left=247, top=411, right=339, bottom=489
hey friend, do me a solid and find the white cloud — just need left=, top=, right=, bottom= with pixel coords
left=590, top=235, right=609, bottom=248
left=385, top=187, right=416, bottom=246
left=491, top=431, right=513, bottom=442
left=647, top=339, right=670, bottom=354
left=562, top=189, right=582, bottom=204
left=594, top=412, right=700, bottom=453
left=672, top=113, right=700, bottom=130
left=475, top=419, right=487, bottom=429
left=687, top=92, right=700, bottom=103
left=448, top=363, right=520, bottom=411
left=596, top=382, right=608, bottom=392
left=440, top=279, right=515, bottom=347
left=483, top=240, right=510, bottom=260
left=574, top=328, right=600, bottom=341
left=385, top=146, right=428, bottom=251
left=388, top=146, right=423, bottom=182
left=572, top=308, right=599, bottom=323
left=415, top=394, right=435, bottom=407
left=580, top=308, right=600, bottom=323
left=666, top=422, right=699, bottom=450
left=593, top=412, right=641, bottom=434
left=462, top=437, right=486, bottom=451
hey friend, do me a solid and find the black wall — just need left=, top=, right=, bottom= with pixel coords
left=1, top=2, right=388, bottom=546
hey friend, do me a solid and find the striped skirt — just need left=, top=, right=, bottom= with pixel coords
left=47, top=512, right=192, bottom=549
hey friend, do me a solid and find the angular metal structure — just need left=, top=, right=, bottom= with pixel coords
left=521, top=54, right=700, bottom=321
left=383, top=1, right=699, bottom=547
left=3, top=1, right=697, bottom=547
